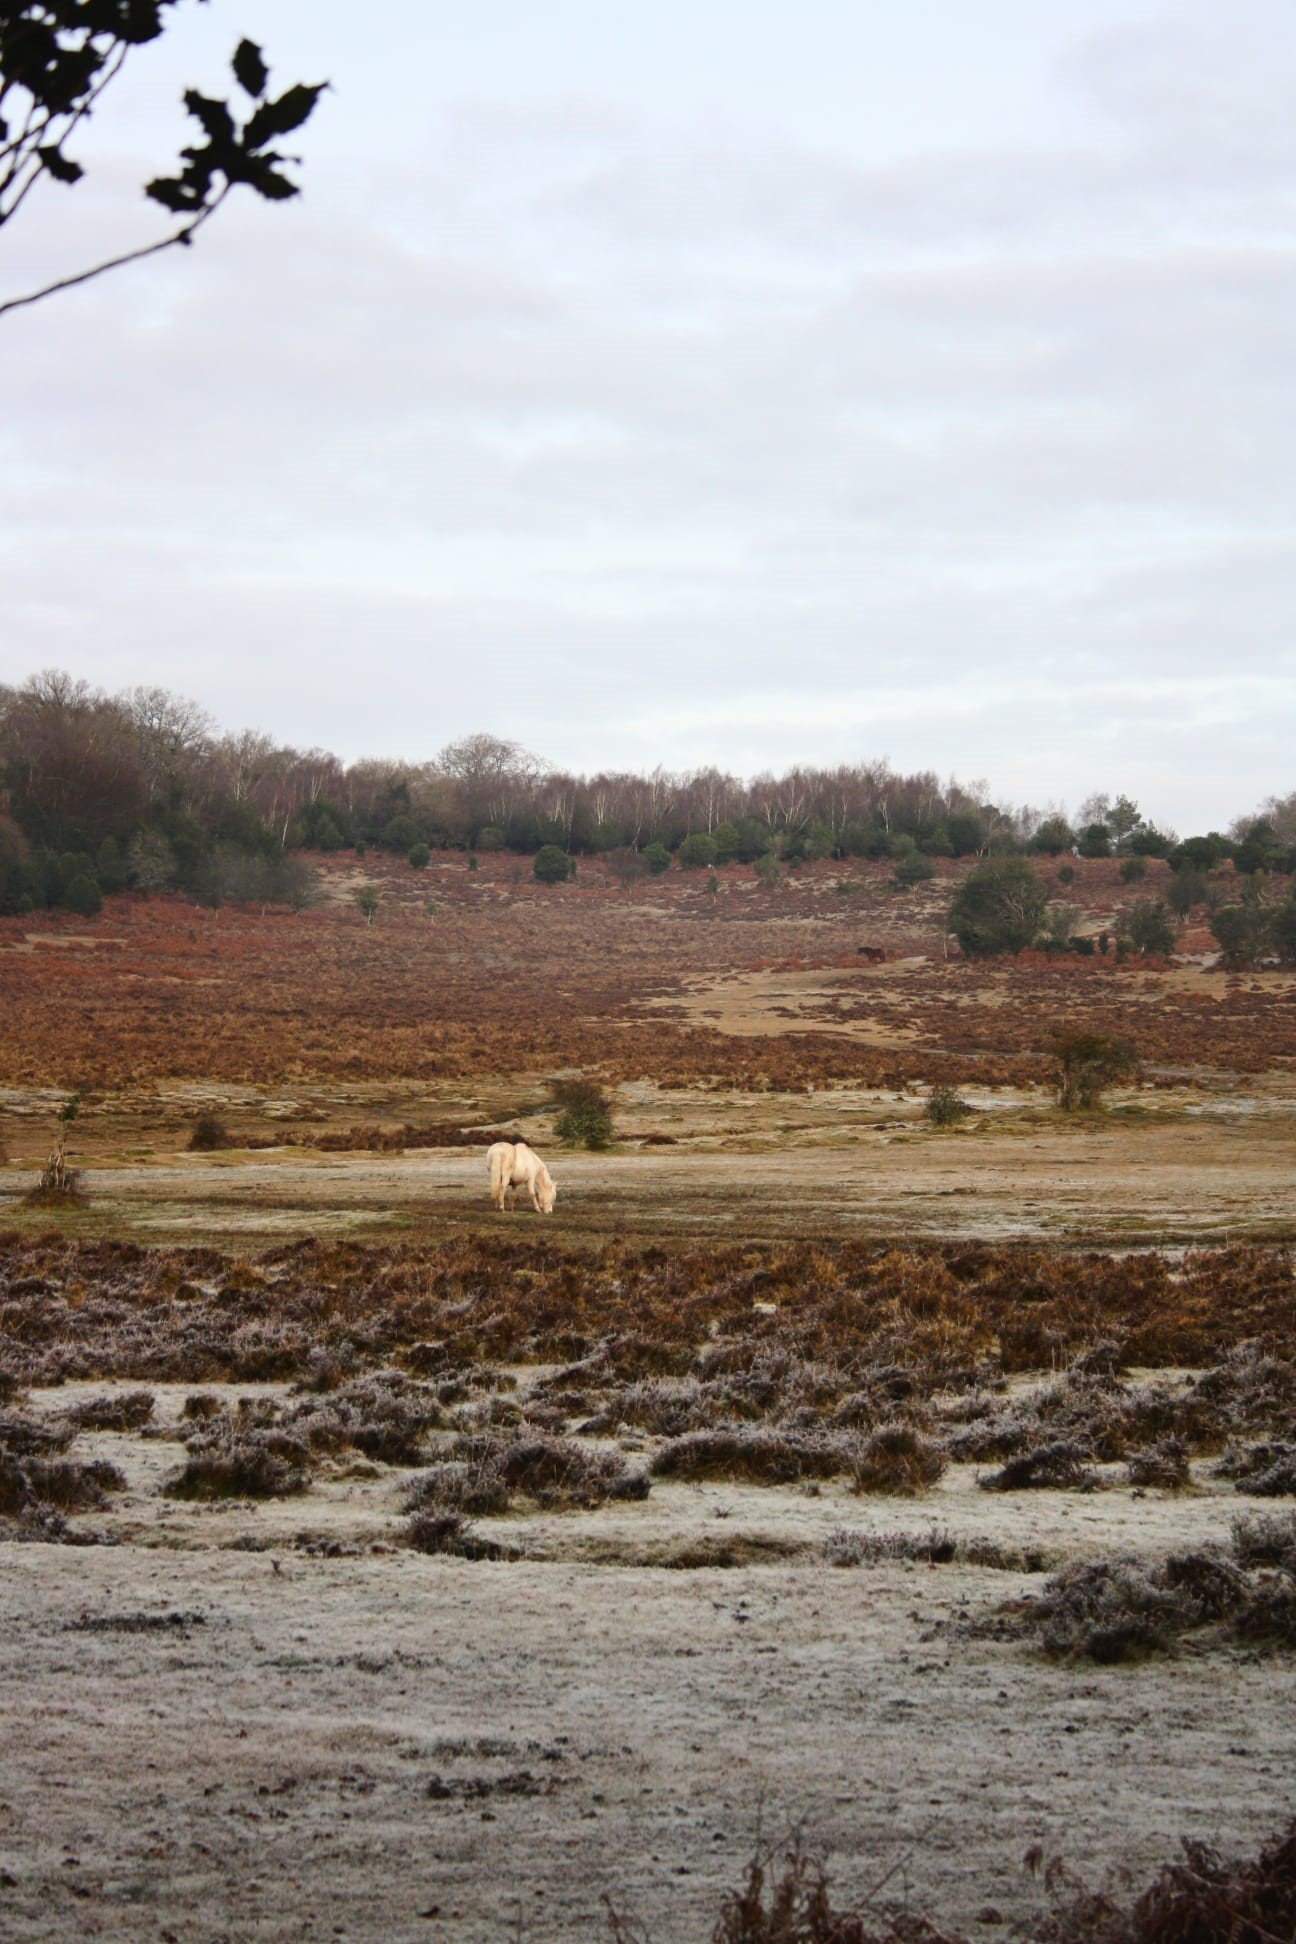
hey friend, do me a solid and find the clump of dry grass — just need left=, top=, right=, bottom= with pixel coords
left=22, top=1172, right=87, bottom=1209
left=849, top=1423, right=946, bottom=1495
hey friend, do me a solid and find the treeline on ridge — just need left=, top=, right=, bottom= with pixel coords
left=1, top=673, right=1292, bottom=945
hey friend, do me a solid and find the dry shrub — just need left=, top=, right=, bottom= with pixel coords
left=303, top=1123, right=510, bottom=1153
left=182, top=1392, right=221, bottom=1420
left=285, top=1369, right=446, bottom=1464
left=1124, top=1438, right=1191, bottom=1489
left=649, top=1426, right=853, bottom=1486
left=1, top=1451, right=124, bottom=1516
left=22, top=1170, right=87, bottom=1209
left=980, top=1440, right=1098, bottom=1491
left=704, top=1835, right=961, bottom=1944
left=824, top=1528, right=1053, bottom=1572
left=3, top=1236, right=1295, bottom=1506
left=0, top=1412, right=125, bottom=1525
left=994, top=1519, right=1296, bottom=1661
left=1232, top=1509, right=1296, bottom=1570
left=849, top=1423, right=945, bottom=1495
left=1218, top=1440, right=1296, bottom=1497
left=404, top=1509, right=511, bottom=1560
left=187, top=1114, right=232, bottom=1151
left=164, top=1417, right=311, bottom=1500
left=61, top=1389, right=155, bottom=1433
left=1030, top=1817, right=1296, bottom=1944
left=405, top=1428, right=647, bottom=1516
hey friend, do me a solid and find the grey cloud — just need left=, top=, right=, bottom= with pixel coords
left=1, top=3, right=1292, bottom=831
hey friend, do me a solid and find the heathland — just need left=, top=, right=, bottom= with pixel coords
left=2, top=845, right=1295, bottom=1941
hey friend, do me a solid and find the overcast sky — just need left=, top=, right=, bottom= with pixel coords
left=2, top=0, right=1293, bottom=830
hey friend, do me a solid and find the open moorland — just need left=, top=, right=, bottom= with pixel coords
left=3, top=854, right=1296, bottom=1940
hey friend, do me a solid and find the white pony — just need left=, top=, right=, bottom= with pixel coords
left=487, top=1140, right=557, bottom=1215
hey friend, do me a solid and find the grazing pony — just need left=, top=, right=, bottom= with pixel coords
left=487, top=1140, right=557, bottom=1215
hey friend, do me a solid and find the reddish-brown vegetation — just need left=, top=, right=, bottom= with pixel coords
left=2, top=853, right=1289, bottom=1092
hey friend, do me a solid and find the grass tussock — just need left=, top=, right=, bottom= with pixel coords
left=849, top=1423, right=946, bottom=1495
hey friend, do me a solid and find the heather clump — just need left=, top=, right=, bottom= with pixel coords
left=984, top=1519, right=1296, bottom=1661
left=404, top=1428, right=648, bottom=1517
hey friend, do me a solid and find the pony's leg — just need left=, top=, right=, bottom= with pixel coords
left=529, top=1181, right=542, bottom=1212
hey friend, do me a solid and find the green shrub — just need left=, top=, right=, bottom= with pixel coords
left=1030, top=816, right=1074, bottom=855
left=948, top=856, right=1048, bottom=955
left=1056, top=861, right=1075, bottom=885
left=61, top=872, right=102, bottom=917
left=677, top=831, right=718, bottom=870
left=407, top=843, right=430, bottom=870
left=534, top=845, right=573, bottom=884
left=711, top=821, right=742, bottom=864
left=890, top=844, right=936, bottom=889
left=94, top=836, right=127, bottom=893
left=1052, top=1030, right=1138, bottom=1110
left=926, top=1086, right=972, bottom=1127
left=643, top=842, right=670, bottom=874
left=1125, top=898, right=1176, bottom=956
left=550, top=1076, right=614, bottom=1148
left=1211, top=902, right=1258, bottom=965
left=1120, top=854, right=1148, bottom=883
left=383, top=814, right=419, bottom=852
